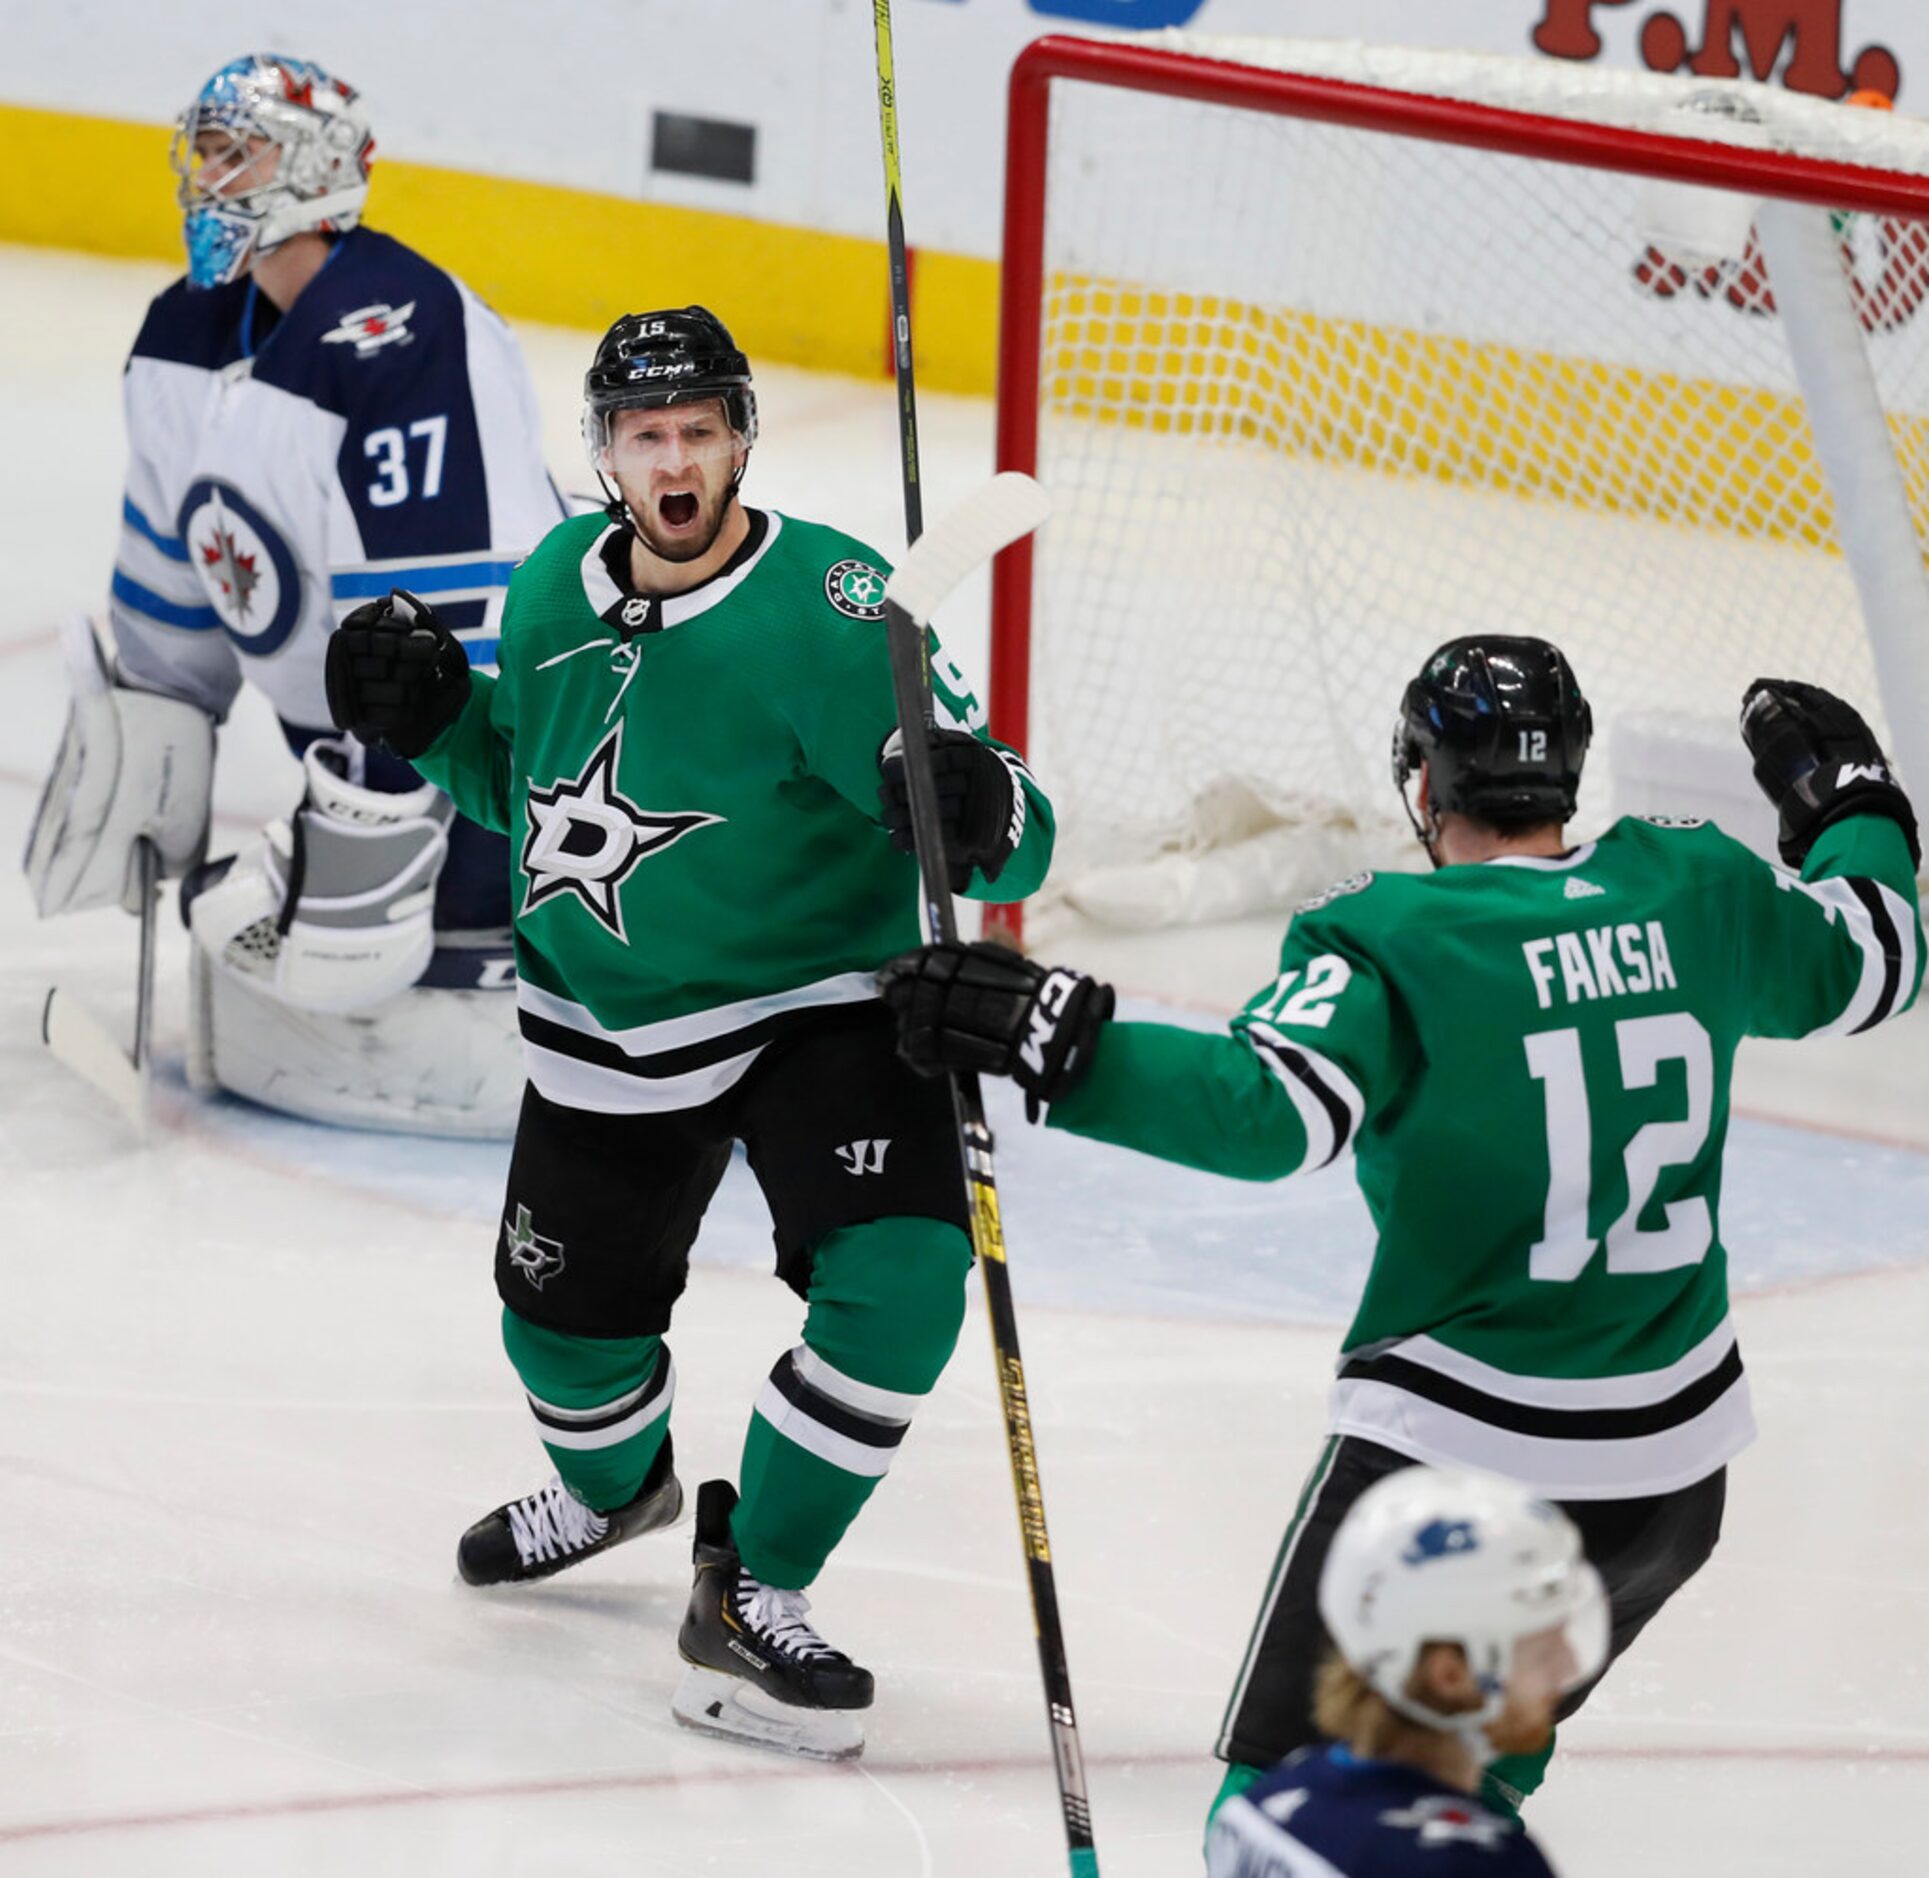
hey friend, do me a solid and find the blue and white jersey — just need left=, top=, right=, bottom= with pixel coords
left=1208, top=1749, right=1558, bottom=1878
left=110, top=226, right=567, bottom=734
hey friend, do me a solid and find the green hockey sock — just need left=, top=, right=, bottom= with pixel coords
left=1482, top=1736, right=1555, bottom=1817
left=499, top=1309, right=671, bottom=1513
left=732, top=1218, right=971, bottom=1587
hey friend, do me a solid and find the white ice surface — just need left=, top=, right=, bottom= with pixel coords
left=1, top=247, right=1926, bottom=1876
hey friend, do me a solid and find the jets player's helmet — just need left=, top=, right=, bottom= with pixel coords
left=582, top=307, right=759, bottom=478
left=171, top=55, right=374, bottom=290
left=1392, top=636, right=1592, bottom=841
left=1318, top=1466, right=1610, bottom=1751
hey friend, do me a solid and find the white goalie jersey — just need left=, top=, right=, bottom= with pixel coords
left=111, top=223, right=566, bottom=731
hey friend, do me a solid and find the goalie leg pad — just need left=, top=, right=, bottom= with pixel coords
left=187, top=943, right=524, bottom=1138
left=189, top=737, right=455, bottom=1014
left=24, top=614, right=213, bottom=916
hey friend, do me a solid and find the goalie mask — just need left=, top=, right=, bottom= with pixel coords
left=1317, top=1465, right=1610, bottom=1760
left=171, top=54, right=374, bottom=289
left=1392, top=635, right=1592, bottom=856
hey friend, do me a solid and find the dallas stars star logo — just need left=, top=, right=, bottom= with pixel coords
left=520, top=722, right=721, bottom=943
left=502, top=1204, right=565, bottom=1291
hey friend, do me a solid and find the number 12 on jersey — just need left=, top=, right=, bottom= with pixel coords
left=1524, top=1013, right=1713, bottom=1282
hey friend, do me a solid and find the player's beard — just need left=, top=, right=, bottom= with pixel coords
left=630, top=479, right=738, bottom=564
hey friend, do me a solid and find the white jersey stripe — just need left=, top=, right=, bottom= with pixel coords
left=1208, top=1798, right=1351, bottom=1878
left=1244, top=1026, right=1366, bottom=1171
left=1373, top=1315, right=1739, bottom=1412
left=1327, top=1370, right=1755, bottom=1499
left=520, top=1036, right=767, bottom=1113
left=1791, top=872, right=1916, bottom=1037
left=517, top=970, right=879, bottom=1059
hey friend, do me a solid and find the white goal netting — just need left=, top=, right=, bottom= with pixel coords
left=1007, top=36, right=1929, bottom=928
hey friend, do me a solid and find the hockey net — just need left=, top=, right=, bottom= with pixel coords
left=990, top=35, right=1929, bottom=937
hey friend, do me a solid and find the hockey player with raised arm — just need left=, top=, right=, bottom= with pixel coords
left=322, top=307, right=1053, bottom=1758
left=882, top=637, right=1922, bottom=1817
left=1208, top=1465, right=1605, bottom=1878
left=23, top=53, right=567, bottom=1133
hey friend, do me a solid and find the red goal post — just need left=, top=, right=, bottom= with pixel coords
left=986, top=35, right=1929, bottom=946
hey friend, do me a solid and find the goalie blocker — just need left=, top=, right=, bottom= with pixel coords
left=182, top=735, right=521, bottom=1136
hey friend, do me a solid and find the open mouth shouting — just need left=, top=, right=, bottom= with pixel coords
left=658, top=490, right=701, bottom=532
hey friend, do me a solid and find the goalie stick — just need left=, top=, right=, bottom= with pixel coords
left=41, top=837, right=158, bottom=1138
left=871, top=6, right=1098, bottom=1870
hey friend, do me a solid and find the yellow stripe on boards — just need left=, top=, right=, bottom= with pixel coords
left=17, top=98, right=1924, bottom=550
left=0, top=100, right=1001, bottom=394
left=1040, top=277, right=1929, bottom=553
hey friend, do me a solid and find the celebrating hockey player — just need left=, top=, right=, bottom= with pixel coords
left=23, top=52, right=566, bottom=1133
left=322, top=306, right=1053, bottom=1757
left=1207, top=1465, right=1604, bottom=1878
left=883, top=639, right=1922, bottom=1815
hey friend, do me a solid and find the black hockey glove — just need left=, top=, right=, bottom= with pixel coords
left=879, top=940, right=1114, bottom=1120
left=324, top=589, right=471, bottom=761
left=877, top=728, right=1022, bottom=894
left=1740, top=678, right=1920, bottom=869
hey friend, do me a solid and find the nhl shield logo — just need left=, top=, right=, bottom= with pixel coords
left=824, top=559, right=888, bottom=619
left=503, top=1204, right=565, bottom=1291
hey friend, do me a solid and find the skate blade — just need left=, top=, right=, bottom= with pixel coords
left=670, top=1665, right=866, bottom=1762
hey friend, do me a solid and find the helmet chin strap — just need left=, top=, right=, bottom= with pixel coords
left=596, top=449, right=751, bottom=535
left=597, top=470, right=746, bottom=548
left=1377, top=1645, right=1509, bottom=1765
left=1398, top=766, right=1447, bottom=871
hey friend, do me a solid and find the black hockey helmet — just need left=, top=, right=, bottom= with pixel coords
left=582, top=306, right=757, bottom=458
left=1392, top=636, right=1592, bottom=835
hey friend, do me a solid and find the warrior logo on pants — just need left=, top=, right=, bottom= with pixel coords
left=504, top=1203, right=567, bottom=1290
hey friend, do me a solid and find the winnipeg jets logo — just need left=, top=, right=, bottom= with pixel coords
left=321, top=300, right=416, bottom=356
left=502, top=1204, right=565, bottom=1292
left=520, top=723, right=722, bottom=942
left=200, top=529, right=262, bottom=619
left=1379, top=1796, right=1511, bottom=1849
left=1402, top=1518, right=1479, bottom=1567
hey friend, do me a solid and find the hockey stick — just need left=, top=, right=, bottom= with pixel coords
left=42, top=837, right=157, bottom=1138
left=871, top=8, right=1098, bottom=1871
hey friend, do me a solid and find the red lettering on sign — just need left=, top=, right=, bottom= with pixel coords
left=1531, top=2, right=1901, bottom=102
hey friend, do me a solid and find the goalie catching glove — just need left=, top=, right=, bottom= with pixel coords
left=1741, top=678, right=1920, bottom=869
left=879, top=940, right=1114, bottom=1120
left=877, top=727, right=1026, bottom=894
left=324, top=589, right=471, bottom=760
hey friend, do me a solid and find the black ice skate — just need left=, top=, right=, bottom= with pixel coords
left=456, top=1434, right=682, bottom=1586
left=671, top=1478, right=873, bottom=1760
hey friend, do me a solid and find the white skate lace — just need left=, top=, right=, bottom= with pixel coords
left=506, top=1476, right=610, bottom=1566
left=736, top=1576, right=840, bottom=1662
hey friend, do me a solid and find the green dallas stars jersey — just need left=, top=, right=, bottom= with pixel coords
left=1047, top=814, right=1922, bottom=1497
left=411, top=507, right=1053, bottom=1114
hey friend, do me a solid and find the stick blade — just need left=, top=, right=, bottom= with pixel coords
left=884, top=472, right=1050, bottom=626
left=43, top=986, right=149, bottom=1138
